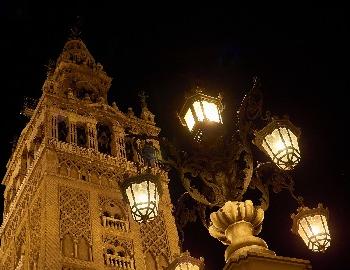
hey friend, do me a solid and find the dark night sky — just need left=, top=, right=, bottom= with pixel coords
left=0, top=3, right=349, bottom=270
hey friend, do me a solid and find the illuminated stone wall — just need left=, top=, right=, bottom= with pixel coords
left=0, top=37, right=180, bottom=270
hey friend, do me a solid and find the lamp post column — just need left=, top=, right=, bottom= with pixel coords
left=208, top=200, right=312, bottom=270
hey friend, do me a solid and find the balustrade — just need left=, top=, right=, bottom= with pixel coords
left=101, top=216, right=128, bottom=232
left=104, top=254, right=135, bottom=269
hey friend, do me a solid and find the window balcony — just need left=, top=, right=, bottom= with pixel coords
left=101, top=216, right=129, bottom=232
left=104, top=253, right=135, bottom=269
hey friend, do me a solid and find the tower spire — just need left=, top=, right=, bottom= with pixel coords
left=138, top=90, right=149, bottom=109
left=139, top=91, right=155, bottom=123
left=69, top=16, right=83, bottom=40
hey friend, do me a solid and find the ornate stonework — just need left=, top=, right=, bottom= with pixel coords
left=59, top=186, right=92, bottom=244
left=29, top=198, right=41, bottom=269
left=140, top=213, right=171, bottom=259
left=0, top=37, right=180, bottom=270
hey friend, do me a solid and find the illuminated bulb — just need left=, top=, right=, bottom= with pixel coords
left=274, top=140, right=286, bottom=152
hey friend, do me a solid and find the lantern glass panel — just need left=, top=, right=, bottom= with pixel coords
left=193, top=101, right=205, bottom=122
left=184, top=108, right=195, bottom=131
left=298, top=214, right=330, bottom=252
left=262, top=127, right=300, bottom=170
left=202, top=100, right=221, bottom=123
left=125, top=180, right=159, bottom=222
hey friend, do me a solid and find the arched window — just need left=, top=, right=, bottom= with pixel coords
left=62, top=234, right=74, bottom=258
left=97, top=123, right=112, bottom=155
left=106, top=248, right=114, bottom=255
left=58, top=117, right=69, bottom=142
left=76, top=124, right=87, bottom=147
left=101, top=201, right=125, bottom=220
left=77, top=237, right=90, bottom=261
left=158, top=254, right=169, bottom=269
left=146, top=252, right=157, bottom=270
left=125, top=137, right=138, bottom=162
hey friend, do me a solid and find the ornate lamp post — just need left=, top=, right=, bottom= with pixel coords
left=159, top=76, right=330, bottom=268
left=119, top=77, right=330, bottom=269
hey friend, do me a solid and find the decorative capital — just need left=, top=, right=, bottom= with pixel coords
left=209, top=200, right=274, bottom=262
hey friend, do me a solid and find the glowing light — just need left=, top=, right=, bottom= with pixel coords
left=123, top=173, right=160, bottom=223
left=168, top=251, right=205, bottom=270
left=193, top=101, right=205, bottom=121
left=202, top=101, right=221, bottom=123
left=184, top=109, right=195, bottom=131
left=292, top=204, right=331, bottom=252
left=179, top=88, right=223, bottom=137
left=254, top=119, right=301, bottom=170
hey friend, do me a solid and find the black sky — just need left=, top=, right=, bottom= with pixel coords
left=0, top=4, right=349, bottom=270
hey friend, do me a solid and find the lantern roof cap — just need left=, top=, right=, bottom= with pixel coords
left=291, top=203, right=329, bottom=234
left=253, top=116, right=301, bottom=147
left=179, top=86, right=223, bottom=118
left=168, top=251, right=205, bottom=270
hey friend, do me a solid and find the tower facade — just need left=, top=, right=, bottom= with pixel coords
left=0, top=38, right=180, bottom=270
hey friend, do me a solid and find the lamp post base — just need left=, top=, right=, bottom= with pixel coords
left=223, top=252, right=311, bottom=270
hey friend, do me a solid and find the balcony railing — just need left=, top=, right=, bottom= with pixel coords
left=102, top=216, right=129, bottom=232
left=104, top=254, right=135, bottom=269
left=48, top=139, right=132, bottom=168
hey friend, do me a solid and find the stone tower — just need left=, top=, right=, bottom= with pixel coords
left=0, top=37, right=180, bottom=270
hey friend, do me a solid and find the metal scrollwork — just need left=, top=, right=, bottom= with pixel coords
left=250, top=161, right=303, bottom=210
left=157, top=77, right=302, bottom=240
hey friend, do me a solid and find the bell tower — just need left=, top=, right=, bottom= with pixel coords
left=0, top=36, right=180, bottom=270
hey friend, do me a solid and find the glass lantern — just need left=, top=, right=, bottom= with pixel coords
left=121, top=172, right=161, bottom=223
left=291, top=203, right=331, bottom=252
left=178, top=87, right=223, bottom=142
left=253, top=117, right=301, bottom=170
left=168, top=251, right=205, bottom=270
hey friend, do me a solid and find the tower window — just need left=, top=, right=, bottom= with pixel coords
left=58, top=118, right=69, bottom=143
left=77, top=124, right=87, bottom=147
left=97, top=123, right=112, bottom=155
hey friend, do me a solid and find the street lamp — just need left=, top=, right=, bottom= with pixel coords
left=167, top=251, right=205, bottom=270
left=121, top=171, right=161, bottom=223
left=291, top=203, right=331, bottom=252
left=159, top=76, right=330, bottom=266
left=178, top=86, right=223, bottom=142
left=253, top=117, right=301, bottom=170
left=119, top=76, right=330, bottom=269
